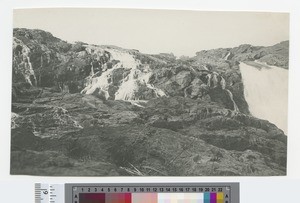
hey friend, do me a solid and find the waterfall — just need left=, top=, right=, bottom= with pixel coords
left=224, top=52, right=231, bottom=60
left=13, top=38, right=37, bottom=86
left=23, top=55, right=37, bottom=86
left=90, top=62, right=95, bottom=75
left=146, top=84, right=167, bottom=97
left=225, top=89, right=239, bottom=112
left=239, top=62, right=288, bottom=134
left=205, top=71, right=239, bottom=112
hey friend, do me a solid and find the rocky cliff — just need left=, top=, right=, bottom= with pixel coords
left=11, top=28, right=288, bottom=176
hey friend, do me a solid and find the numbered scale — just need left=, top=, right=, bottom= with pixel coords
left=35, top=182, right=240, bottom=203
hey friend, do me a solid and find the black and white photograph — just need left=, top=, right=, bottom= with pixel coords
left=11, top=8, right=288, bottom=176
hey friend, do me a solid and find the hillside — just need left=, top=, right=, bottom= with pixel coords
left=11, top=28, right=288, bottom=176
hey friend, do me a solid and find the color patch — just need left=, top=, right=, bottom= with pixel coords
left=210, top=193, right=217, bottom=203
left=157, top=193, right=205, bottom=203
left=204, top=192, right=210, bottom=203
left=105, top=193, right=131, bottom=203
left=183, top=193, right=204, bottom=203
left=79, top=192, right=223, bottom=203
left=217, top=192, right=224, bottom=203
left=79, top=193, right=105, bottom=203
left=132, top=193, right=158, bottom=203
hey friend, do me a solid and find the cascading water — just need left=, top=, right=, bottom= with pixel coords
left=240, top=62, right=288, bottom=134
left=25, top=55, right=37, bottom=86
left=81, top=46, right=166, bottom=100
left=13, top=38, right=37, bottom=86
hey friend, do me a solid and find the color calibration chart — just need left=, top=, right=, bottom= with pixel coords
left=64, top=183, right=240, bottom=203
left=35, top=183, right=239, bottom=203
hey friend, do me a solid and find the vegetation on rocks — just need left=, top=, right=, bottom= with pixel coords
left=11, top=28, right=288, bottom=176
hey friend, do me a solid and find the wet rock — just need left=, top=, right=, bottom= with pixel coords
left=11, top=93, right=287, bottom=176
left=10, top=28, right=288, bottom=176
left=90, top=87, right=108, bottom=100
left=175, top=71, right=193, bottom=88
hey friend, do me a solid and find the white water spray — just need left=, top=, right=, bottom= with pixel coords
left=240, top=62, right=288, bottom=134
left=82, top=46, right=166, bottom=100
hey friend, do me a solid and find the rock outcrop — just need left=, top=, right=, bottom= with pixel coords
left=13, top=38, right=37, bottom=86
left=11, top=28, right=288, bottom=176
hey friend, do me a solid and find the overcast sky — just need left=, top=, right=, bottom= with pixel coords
left=13, top=8, right=289, bottom=56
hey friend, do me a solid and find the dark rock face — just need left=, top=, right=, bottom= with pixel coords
left=192, top=41, right=289, bottom=114
left=11, top=28, right=288, bottom=176
left=11, top=93, right=287, bottom=176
